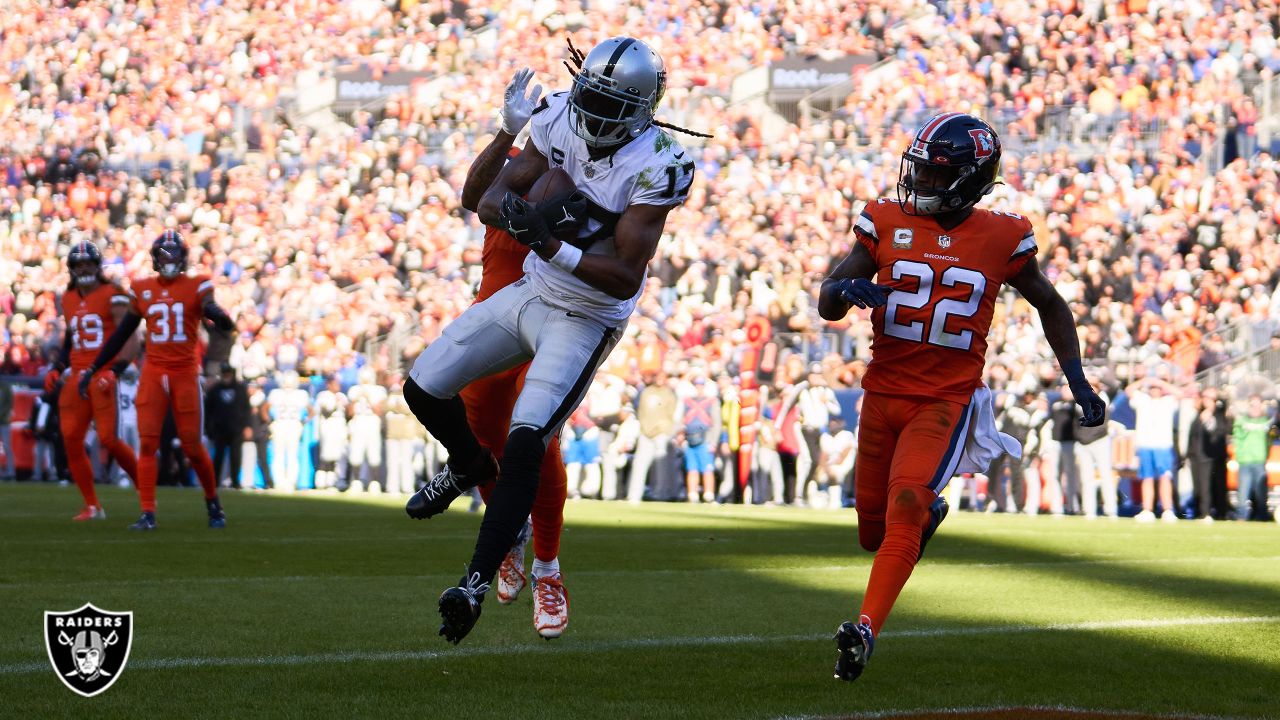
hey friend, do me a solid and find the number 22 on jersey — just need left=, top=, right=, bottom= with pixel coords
left=882, top=260, right=986, bottom=351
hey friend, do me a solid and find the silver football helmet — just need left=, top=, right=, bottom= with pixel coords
left=569, top=37, right=665, bottom=148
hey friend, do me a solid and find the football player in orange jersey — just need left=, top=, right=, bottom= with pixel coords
left=48, top=241, right=141, bottom=521
left=403, top=66, right=573, bottom=639
left=818, top=113, right=1106, bottom=681
left=82, top=230, right=237, bottom=530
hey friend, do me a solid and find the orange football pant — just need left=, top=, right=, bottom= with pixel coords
left=461, top=362, right=566, bottom=563
left=60, top=369, right=139, bottom=508
left=135, top=368, right=217, bottom=511
left=854, top=391, right=971, bottom=635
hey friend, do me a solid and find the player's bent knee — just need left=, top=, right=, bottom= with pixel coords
left=887, top=486, right=931, bottom=525
left=403, top=377, right=449, bottom=421
left=500, top=426, right=549, bottom=489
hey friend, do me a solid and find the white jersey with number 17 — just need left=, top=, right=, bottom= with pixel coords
left=526, top=91, right=694, bottom=325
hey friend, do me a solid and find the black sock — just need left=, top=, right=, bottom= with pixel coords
left=403, top=378, right=482, bottom=472
left=467, top=426, right=545, bottom=587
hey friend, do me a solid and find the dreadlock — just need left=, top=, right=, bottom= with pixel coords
left=653, top=120, right=714, bottom=139
left=562, top=37, right=714, bottom=141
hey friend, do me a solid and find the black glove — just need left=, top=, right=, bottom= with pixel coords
left=77, top=368, right=96, bottom=400
left=537, top=191, right=590, bottom=244
left=1070, top=382, right=1107, bottom=427
left=499, top=191, right=553, bottom=254
left=836, top=278, right=894, bottom=309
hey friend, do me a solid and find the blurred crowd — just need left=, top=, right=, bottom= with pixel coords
left=1, top=1, right=1278, bottom=516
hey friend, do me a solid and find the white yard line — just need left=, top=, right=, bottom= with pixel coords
left=775, top=703, right=1252, bottom=720
left=0, top=615, right=1275, bottom=676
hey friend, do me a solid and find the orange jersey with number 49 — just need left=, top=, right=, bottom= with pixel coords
left=62, top=283, right=132, bottom=371
left=129, top=274, right=213, bottom=371
left=854, top=198, right=1037, bottom=404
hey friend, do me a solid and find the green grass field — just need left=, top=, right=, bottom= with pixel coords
left=1, top=484, right=1277, bottom=720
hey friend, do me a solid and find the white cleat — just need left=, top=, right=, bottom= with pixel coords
left=1134, top=510, right=1156, bottom=523
left=497, top=549, right=527, bottom=605
left=72, top=505, right=106, bottom=521
left=1161, top=510, right=1178, bottom=523
left=533, top=572, right=569, bottom=639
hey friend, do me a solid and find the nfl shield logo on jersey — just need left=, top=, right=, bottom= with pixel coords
left=892, top=228, right=913, bottom=249
left=142, top=290, right=152, bottom=300
left=938, top=235, right=952, bottom=249
left=45, top=603, right=133, bottom=697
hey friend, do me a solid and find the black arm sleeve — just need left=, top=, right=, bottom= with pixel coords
left=56, top=328, right=73, bottom=371
left=87, top=312, right=143, bottom=372
left=203, top=301, right=235, bottom=332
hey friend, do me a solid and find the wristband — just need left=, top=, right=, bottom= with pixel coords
left=549, top=242, right=582, bottom=273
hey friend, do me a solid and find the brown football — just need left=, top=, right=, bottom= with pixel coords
left=527, top=167, right=582, bottom=242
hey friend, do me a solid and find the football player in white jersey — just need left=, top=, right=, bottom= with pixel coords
left=402, top=36, right=702, bottom=644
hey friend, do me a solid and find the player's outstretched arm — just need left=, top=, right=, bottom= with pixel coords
left=462, top=69, right=541, bottom=212
left=202, top=300, right=236, bottom=332
left=461, top=131, right=517, bottom=213
left=1007, top=256, right=1106, bottom=427
left=818, top=243, right=889, bottom=320
left=476, top=145, right=549, bottom=226
left=110, top=300, right=142, bottom=364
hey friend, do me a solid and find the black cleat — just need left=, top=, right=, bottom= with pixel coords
left=128, top=511, right=157, bottom=531
left=438, top=570, right=489, bottom=645
left=406, top=450, right=498, bottom=520
left=207, top=498, right=227, bottom=529
left=834, top=617, right=876, bottom=681
left=918, top=497, right=949, bottom=561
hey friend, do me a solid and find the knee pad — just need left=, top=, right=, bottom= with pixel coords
left=886, top=485, right=931, bottom=526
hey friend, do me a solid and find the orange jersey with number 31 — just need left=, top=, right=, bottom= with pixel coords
left=128, top=274, right=213, bottom=371
left=855, top=199, right=1037, bottom=404
left=62, top=283, right=132, bottom=371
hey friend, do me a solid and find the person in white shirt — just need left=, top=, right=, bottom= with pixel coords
left=347, top=367, right=387, bottom=493
left=605, top=404, right=640, bottom=500
left=1127, top=375, right=1182, bottom=522
left=113, top=365, right=140, bottom=487
left=313, top=376, right=349, bottom=491
left=818, top=416, right=856, bottom=509
left=267, top=371, right=310, bottom=492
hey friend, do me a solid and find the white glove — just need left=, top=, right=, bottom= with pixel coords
left=500, top=67, right=542, bottom=136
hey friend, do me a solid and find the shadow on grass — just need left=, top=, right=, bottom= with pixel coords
left=0, top=484, right=1275, bottom=719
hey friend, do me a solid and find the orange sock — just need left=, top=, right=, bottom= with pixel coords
left=186, top=444, right=219, bottom=500
left=137, top=439, right=159, bottom=512
left=859, top=484, right=935, bottom=636
left=73, top=472, right=100, bottom=509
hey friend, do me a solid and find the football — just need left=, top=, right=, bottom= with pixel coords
left=527, top=167, right=582, bottom=242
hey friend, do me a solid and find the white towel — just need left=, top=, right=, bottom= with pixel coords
left=955, top=385, right=1022, bottom=475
